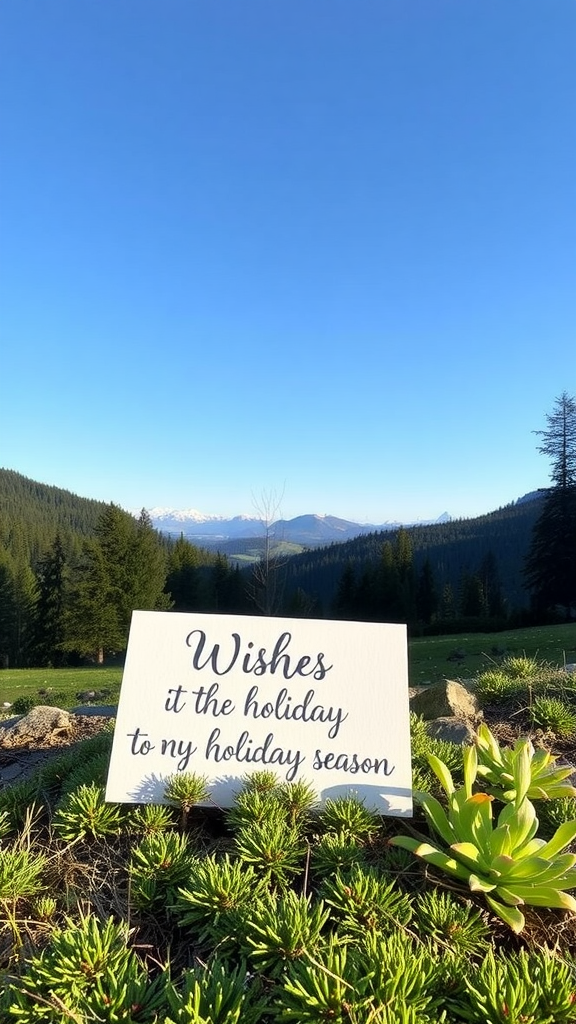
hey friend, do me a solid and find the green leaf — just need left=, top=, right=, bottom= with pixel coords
left=414, top=791, right=454, bottom=847
left=450, top=842, right=490, bottom=874
left=537, top=819, right=576, bottom=860
left=499, top=886, right=576, bottom=911
left=427, top=754, right=455, bottom=797
left=468, top=873, right=497, bottom=894
left=485, top=894, right=525, bottom=933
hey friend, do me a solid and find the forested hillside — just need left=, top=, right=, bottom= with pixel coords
left=279, top=498, right=545, bottom=624
left=0, top=468, right=108, bottom=562
left=0, top=468, right=551, bottom=666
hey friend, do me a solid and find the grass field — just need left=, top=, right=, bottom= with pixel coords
left=0, top=623, right=574, bottom=704
left=409, top=622, right=576, bottom=685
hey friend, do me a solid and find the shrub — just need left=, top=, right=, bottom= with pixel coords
left=531, top=696, right=576, bottom=738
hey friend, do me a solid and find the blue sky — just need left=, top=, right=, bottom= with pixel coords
left=1, top=0, right=574, bottom=524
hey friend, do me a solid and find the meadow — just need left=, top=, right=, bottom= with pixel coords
left=0, top=623, right=574, bottom=706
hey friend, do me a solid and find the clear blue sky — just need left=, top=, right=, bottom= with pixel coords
left=1, top=0, right=574, bottom=524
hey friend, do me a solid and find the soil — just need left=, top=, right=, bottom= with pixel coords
left=0, top=713, right=115, bottom=789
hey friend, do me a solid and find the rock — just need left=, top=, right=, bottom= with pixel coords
left=410, top=680, right=481, bottom=723
left=0, top=706, right=73, bottom=748
left=565, top=664, right=576, bottom=676
left=425, top=717, right=477, bottom=745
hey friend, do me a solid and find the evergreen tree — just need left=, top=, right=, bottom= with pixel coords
left=64, top=504, right=171, bottom=662
left=64, top=540, right=124, bottom=663
left=524, top=392, right=576, bottom=618
left=416, top=557, right=438, bottom=625
left=333, top=562, right=357, bottom=618
left=32, top=533, right=68, bottom=666
left=0, top=553, right=16, bottom=668
left=165, top=534, right=202, bottom=611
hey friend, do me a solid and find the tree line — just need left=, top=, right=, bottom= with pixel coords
left=0, top=393, right=574, bottom=666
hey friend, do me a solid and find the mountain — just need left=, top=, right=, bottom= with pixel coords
left=148, top=508, right=452, bottom=548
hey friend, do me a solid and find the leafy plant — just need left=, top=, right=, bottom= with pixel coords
left=10, top=695, right=38, bottom=715
left=130, top=831, right=197, bottom=914
left=319, top=795, right=380, bottom=843
left=361, top=931, right=445, bottom=1021
left=242, top=890, right=330, bottom=978
left=0, top=845, right=46, bottom=902
left=173, top=855, right=266, bottom=951
left=4, top=913, right=167, bottom=1022
left=531, top=696, right=576, bottom=738
left=53, top=783, right=124, bottom=842
left=320, top=864, right=413, bottom=938
left=165, top=959, right=265, bottom=1024
left=235, top=818, right=305, bottom=887
left=413, top=888, right=490, bottom=957
left=164, top=772, right=210, bottom=828
left=277, top=938, right=372, bottom=1023
left=226, top=786, right=286, bottom=832
left=130, top=802, right=177, bottom=833
left=475, top=722, right=576, bottom=801
left=502, top=654, right=543, bottom=679
left=312, top=830, right=369, bottom=879
left=276, top=779, right=318, bottom=827
left=390, top=743, right=576, bottom=932
left=458, top=946, right=576, bottom=1023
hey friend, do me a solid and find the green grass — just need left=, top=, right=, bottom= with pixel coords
left=0, top=667, right=123, bottom=706
left=408, top=623, right=576, bottom=685
left=0, top=624, right=574, bottom=703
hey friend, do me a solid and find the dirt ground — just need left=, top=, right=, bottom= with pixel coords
left=0, top=713, right=115, bottom=789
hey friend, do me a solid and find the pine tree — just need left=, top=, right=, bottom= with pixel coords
left=524, top=392, right=576, bottom=618
left=32, top=533, right=68, bottom=666
left=416, top=557, right=438, bottom=625
left=166, top=535, right=202, bottom=610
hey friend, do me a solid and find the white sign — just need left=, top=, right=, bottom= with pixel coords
left=105, top=611, right=412, bottom=816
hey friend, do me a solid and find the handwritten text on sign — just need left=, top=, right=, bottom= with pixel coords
left=105, top=612, right=412, bottom=815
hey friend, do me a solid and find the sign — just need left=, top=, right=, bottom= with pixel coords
left=105, top=611, right=412, bottom=815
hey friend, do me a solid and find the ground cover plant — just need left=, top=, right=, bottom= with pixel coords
left=2, top=647, right=576, bottom=1020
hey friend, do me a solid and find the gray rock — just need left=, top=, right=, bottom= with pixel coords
left=410, top=680, right=481, bottom=723
left=425, top=717, right=476, bottom=745
left=0, top=706, right=72, bottom=747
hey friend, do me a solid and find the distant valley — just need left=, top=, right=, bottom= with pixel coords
left=148, top=508, right=453, bottom=548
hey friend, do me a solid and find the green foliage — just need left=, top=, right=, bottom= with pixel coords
left=164, top=772, right=210, bottom=825
left=390, top=742, right=576, bottom=933
left=5, top=913, right=167, bottom=1022
left=53, top=783, right=124, bottom=842
left=0, top=781, right=44, bottom=831
left=130, top=802, right=177, bottom=833
left=502, top=654, right=543, bottom=679
left=173, top=854, right=266, bottom=950
left=320, top=864, right=413, bottom=938
left=234, top=818, right=305, bottom=887
left=277, top=933, right=445, bottom=1024
left=413, top=888, right=490, bottom=958
left=531, top=696, right=576, bottom=737
left=0, top=846, right=46, bottom=902
left=10, top=694, right=38, bottom=714
left=459, top=946, right=576, bottom=1023
left=130, top=831, right=197, bottom=914
left=312, top=830, right=369, bottom=879
left=242, top=890, right=330, bottom=978
left=475, top=669, right=523, bottom=705
left=318, top=794, right=380, bottom=843
left=475, top=722, right=576, bottom=801
left=165, top=960, right=265, bottom=1024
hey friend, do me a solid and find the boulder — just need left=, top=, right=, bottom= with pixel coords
left=410, top=679, right=481, bottom=724
left=0, top=706, right=73, bottom=748
left=425, top=717, right=476, bottom=745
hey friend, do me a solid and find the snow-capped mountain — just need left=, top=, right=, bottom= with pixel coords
left=148, top=509, right=452, bottom=547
